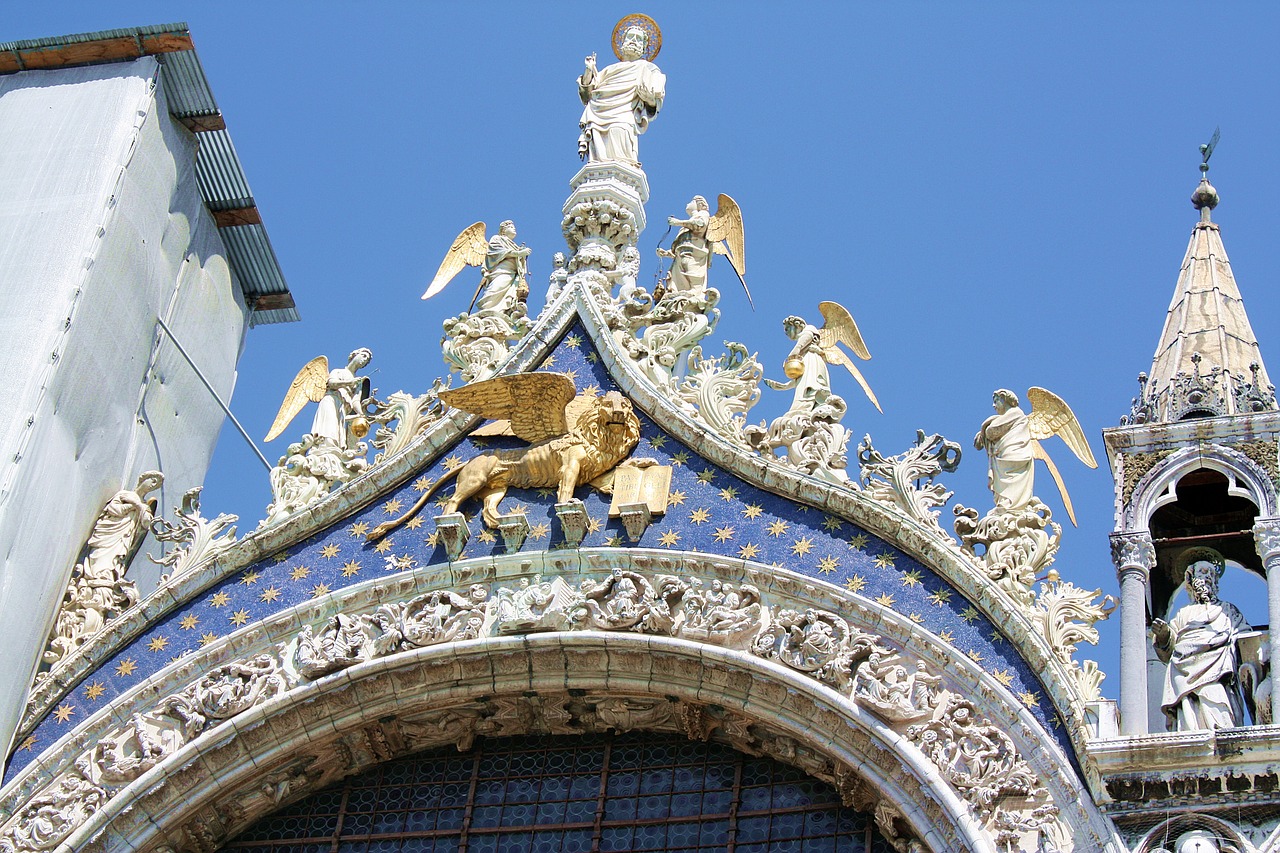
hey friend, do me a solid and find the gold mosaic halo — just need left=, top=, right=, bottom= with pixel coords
left=612, top=14, right=662, bottom=61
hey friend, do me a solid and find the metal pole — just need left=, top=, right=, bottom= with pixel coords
left=155, top=317, right=273, bottom=472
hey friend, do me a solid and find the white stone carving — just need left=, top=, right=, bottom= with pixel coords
left=751, top=607, right=879, bottom=689
left=546, top=251, right=569, bottom=304
left=434, top=512, right=470, bottom=560
left=953, top=499, right=1061, bottom=608
left=42, top=472, right=163, bottom=670
left=674, top=342, right=762, bottom=449
left=441, top=307, right=529, bottom=385
left=576, top=23, right=664, bottom=166
left=493, top=575, right=575, bottom=634
left=874, top=802, right=928, bottom=853
left=628, top=287, right=722, bottom=388
left=369, top=379, right=451, bottom=463
left=260, top=432, right=369, bottom=529
left=852, top=651, right=944, bottom=724
left=562, top=198, right=637, bottom=271
left=0, top=770, right=107, bottom=852
left=570, top=568, right=686, bottom=633
left=589, top=695, right=675, bottom=732
left=746, top=389, right=854, bottom=486
left=858, top=430, right=962, bottom=531
left=1029, top=571, right=1115, bottom=704
left=401, top=585, right=489, bottom=648
left=677, top=579, right=763, bottom=647
left=149, top=486, right=238, bottom=583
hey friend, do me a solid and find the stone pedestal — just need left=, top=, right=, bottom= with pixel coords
left=497, top=513, right=530, bottom=552
left=562, top=162, right=649, bottom=273
left=555, top=500, right=589, bottom=547
left=619, top=503, right=652, bottom=543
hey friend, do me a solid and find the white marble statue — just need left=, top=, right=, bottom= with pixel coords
left=655, top=194, right=748, bottom=302
left=547, top=251, right=569, bottom=303
left=264, top=349, right=373, bottom=452
left=422, top=220, right=532, bottom=318
left=972, top=387, right=1096, bottom=526
left=1153, top=555, right=1249, bottom=731
left=577, top=22, right=665, bottom=166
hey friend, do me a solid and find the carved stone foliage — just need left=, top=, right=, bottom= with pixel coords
left=369, top=378, right=451, bottom=463
left=907, top=694, right=1058, bottom=846
left=1120, top=449, right=1172, bottom=506
left=41, top=472, right=163, bottom=671
left=260, top=432, right=369, bottom=529
left=1233, top=438, right=1280, bottom=486
left=149, top=487, right=238, bottom=583
left=953, top=499, right=1061, bottom=608
left=0, top=655, right=287, bottom=852
left=672, top=342, right=762, bottom=449
left=442, top=308, right=530, bottom=385
left=1029, top=573, right=1116, bottom=704
left=562, top=198, right=637, bottom=270
left=745, top=392, right=855, bottom=487
left=1121, top=356, right=1278, bottom=424
left=627, top=287, right=722, bottom=388
left=858, top=430, right=962, bottom=533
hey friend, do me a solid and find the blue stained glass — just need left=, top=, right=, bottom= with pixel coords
left=342, top=812, right=373, bottom=834
left=506, top=778, right=538, bottom=803
left=633, top=823, right=667, bottom=849
left=369, top=810, right=404, bottom=834
left=467, top=835, right=498, bottom=853
left=640, top=768, right=673, bottom=794
left=636, top=793, right=671, bottom=819
left=802, top=836, right=838, bottom=853
left=701, top=788, right=732, bottom=813
left=606, top=769, right=640, bottom=796
left=336, top=843, right=368, bottom=853
left=368, top=840, right=401, bottom=853
left=436, top=807, right=465, bottom=830
left=737, top=814, right=772, bottom=842
left=535, top=801, right=566, bottom=823
left=599, top=824, right=634, bottom=849
left=668, top=791, right=702, bottom=817
left=495, top=832, right=531, bottom=853
left=699, top=821, right=731, bottom=845
left=568, top=775, right=598, bottom=799
left=474, top=780, right=505, bottom=805
left=503, top=802, right=536, bottom=824
left=471, top=804, right=503, bottom=827
left=538, top=776, right=569, bottom=800
left=561, top=829, right=593, bottom=852
left=666, top=821, right=699, bottom=845
left=739, top=784, right=772, bottom=811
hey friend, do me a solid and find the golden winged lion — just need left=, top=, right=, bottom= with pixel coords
left=368, top=372, right=641, bottom=542
left=974, top=387, right=1097, bottom=526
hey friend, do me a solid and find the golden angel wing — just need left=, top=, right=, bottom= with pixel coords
left=264, top=356, right=329, bottom=442
left=824, top=345, right=882, bottom=413
left=707, top=194, right=752, bottom=307
left=422, top=221, right=488, bottom=300
left=817, top=300, right=872, bottom=361
left=440, top=372, right=577, bottom=444
left=1025, top=386, right=1097, bottom=468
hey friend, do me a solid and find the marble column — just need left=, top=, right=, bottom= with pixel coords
left=1253, top=518, right=1280, bottom=726
left=1111, top=532, right=1156, bottom=736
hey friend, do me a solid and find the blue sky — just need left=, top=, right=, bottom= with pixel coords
left=8, top=4, right=1280, bottom=696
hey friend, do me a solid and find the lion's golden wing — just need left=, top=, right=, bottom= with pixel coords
left=1026, top=386, right=1097, bottom=468
left=264, top=356, right=329, bottom=442
left=818, top=300, right=871, bottom=361
left=422, top=221, right=488, bottom=300
left=440, top=372, right=577, bottom=443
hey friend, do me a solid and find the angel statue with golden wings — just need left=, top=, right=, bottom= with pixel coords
left=656, top=194, right=750, bottom=306
left=974, top=387, right=1097, bottom=526
left=766, top=301, right=881, bottom=415
left=264, top=348, right=373, bottom=451
left=422, top=220, right=531, bottom=318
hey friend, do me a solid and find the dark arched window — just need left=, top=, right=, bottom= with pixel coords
left=218, top=732, right=891, bottom=852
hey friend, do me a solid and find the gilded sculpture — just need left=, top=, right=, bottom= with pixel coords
left=264, top=349, right=373, bottom=451
left=369, top=372, right=642, bottom=539
left=576, top=16, right=665, bottom=166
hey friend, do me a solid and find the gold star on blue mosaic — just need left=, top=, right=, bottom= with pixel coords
left=873, top=553, right=895, bottom=569
left=374, top=539, right=393, bottom=554
left=671, top=451, right=689, bottom=466
left=669, top=490, right=687, bottom=506
left=565, top=334, right=582, bottom=348
left=261, top=586, right=282, bottom=602
left=230, top=609, right=250, bottom=626
left=739, top=543, right=760, bottom=559
left=648, top=435, right=667, bottom=449
left=200, top=632, right=219, bottom=647
left=239, top=570, right=260, bottom=586
left=875, top=592, right=895, bottom=607
left=19, top=735, right=36, bottom=752
left=938, top=629, right=955, bottom=643
left=791, top=536, right=814, bottom=556
left=406, top=516, right=425, bottom=530
left=582, top=385, right=600, bottom=396
left=383, top=498, right=403, bottom=515
left=817, top=556, right=839, bottom=574
left=902, top=569, right=922, bottom=587
left=989, top=629, right=1004, bottom=643
left=659, top=530, right=680, bottom=547
left=1019, top=691, right=1040, bottom=708
left=928, top=589, right=952, bottom=606
left=477, top=528, right=497, bottom=543
left=696, top=468, right=716, bottom=484
left=563, top=368, right=578, bottom=382
left=845, top=575, right=867, bottom=593
left=967, top=649, right=985, bottom=664
left=272, top=551, right=290, bottom=564
left=426, top=531, right=440, bottom=547
left=689, top=507, right=711, bottom=524
left=766, top=520, right=789, bottom=537
left=147, top=636, right=169, bottom=652
left=587, top=516, right=603, bottom=533
left=606, top=535, right=625, bottom=546
left=413, top=477, right=432, bottom=492
left=85, top=682, right=105, bottom=701
left=290, top=565, right=312, bottom=580
left=822, top=516, right=843, bottom=531
left=718, top=486, right=738, bottom=501
left=179, top=615, right=199, bottom=631
left=116, top=658, right=137, bottom=676
left=472, top=437, right=489, bottom=448
left=349, top=522, right=369, bottom=537
left=713, top=526, right=735, bottom=542
left=341, top=560, right=361, bottom=577
left=586, top=352, right=599, bottom=364
left=848, top=534, right=868, bottom=550
left=960, top=607, right=980, bottom=623
left=311, top=583, right=331, bottom=598
left=530, top=522, right=550, bottom=540
left=992, top=669, right=1014, bottom=687
left=53, top=704, right=74, bottom=723
left=909, top=613, right=924, bottom=624
left=537, top=488, right=555, bottom=498
left=385, top=554, right=417, bottom=572
left=443, top=455, right=464, bottom=471
left=320, top=544, right=340, bottom=559
left=210, top=592, right=230, bottom=607
left=741, top=504, right=763, bottom=519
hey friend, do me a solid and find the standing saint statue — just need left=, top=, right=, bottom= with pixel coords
left=265, top=348, right=373, bottom=451
left=577, top=16, right=665, bottom=166
left=1153, top=553, right=1250, bottom=731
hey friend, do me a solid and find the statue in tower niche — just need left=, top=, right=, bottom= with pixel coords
left=577, top=15, right=664, bottom=166
left=260, top=349, right=375, bottom=528
left=954, top=387, right=1095, bottom=606
left=1153, top=552, right=1249, bottom=731
left=424, top=220, right=533, bottom=383
left=745, top=302, right=878, bottom=486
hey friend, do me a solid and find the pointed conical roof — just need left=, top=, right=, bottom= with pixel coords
left=1139, top=176, right=1275, bottom=422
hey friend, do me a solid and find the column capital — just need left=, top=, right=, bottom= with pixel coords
left=1253, top=517, right=1280, bottom=566
left=1110, top=531, right=1155, bottom=580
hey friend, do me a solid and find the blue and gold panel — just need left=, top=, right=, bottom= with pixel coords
left=8, top=324, right=1071, bottom=782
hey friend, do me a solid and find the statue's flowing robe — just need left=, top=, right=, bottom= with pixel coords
left=1162, top=600, right=1249, bottom=730
left=667, top=211, right=711, bottom=295
left=310, top=367, right=357, bottom=448
left=578, top=59, right=665, bottom=165
left=983, top=406, right=1033, bottom=509
left=475, top=235, right=525, bottom=314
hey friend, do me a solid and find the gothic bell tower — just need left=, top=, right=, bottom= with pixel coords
left=1104, top=153, right=1280, bottom=737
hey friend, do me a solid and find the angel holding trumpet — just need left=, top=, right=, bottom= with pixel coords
left=974, top=388, right=1097, bottom=526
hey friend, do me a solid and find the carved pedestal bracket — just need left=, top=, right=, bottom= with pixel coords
left=496, top=513, right=530, bottom=552
left=434, top=513, right=470, bottom=561
left=619, top=502, right=652, bottom=542
left=555, top=500, right=589, bottom=546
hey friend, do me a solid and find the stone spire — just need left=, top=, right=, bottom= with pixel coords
left=1124, top=168, right=1276, bottom=424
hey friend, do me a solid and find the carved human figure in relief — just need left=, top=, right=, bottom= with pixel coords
left=1153, top=555, right=1249, bottom=731
left=766, top=304, right=880, bottom=416
left=972, top=387, right=1096, bottom=525
left=577, top=22, right=664, bottom=166
left=78, top=471, right=164, bottom=601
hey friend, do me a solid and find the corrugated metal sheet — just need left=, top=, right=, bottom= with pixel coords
left=0, top=23, right=297, bottom=324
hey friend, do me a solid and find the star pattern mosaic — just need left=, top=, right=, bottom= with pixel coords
left=7, top=322, right=1073, bottom=783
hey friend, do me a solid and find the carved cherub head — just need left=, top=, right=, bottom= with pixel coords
left=992, top=388, right=1019, bottom=414
left=782, top=315, right=806, bottom=340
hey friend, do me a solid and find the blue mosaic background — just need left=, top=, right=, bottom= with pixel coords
left=7, top=323, right=1073, bottom=782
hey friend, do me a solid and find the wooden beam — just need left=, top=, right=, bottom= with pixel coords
left=179, top=113, right=227, bottom=133
left=0, top=30, right=192, bottom=77
left=140, top=33, right=194, bottom=54
left=212, top=207, right=262, bottom=228
left=252, top=293, right=296, bottom=312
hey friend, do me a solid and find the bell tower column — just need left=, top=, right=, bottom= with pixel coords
left=1254, top=518, right=1280, bottom=724
left=1111, top=531, right=1156, bottom=735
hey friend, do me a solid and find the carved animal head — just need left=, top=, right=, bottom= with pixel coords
left=571, top=391, right=641, bottom=462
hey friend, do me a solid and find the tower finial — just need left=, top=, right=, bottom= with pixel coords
left=1192, top=128, right=1221, bottom=221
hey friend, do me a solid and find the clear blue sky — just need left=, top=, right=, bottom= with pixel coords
left=8, top=3, right=1280, bottom=697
